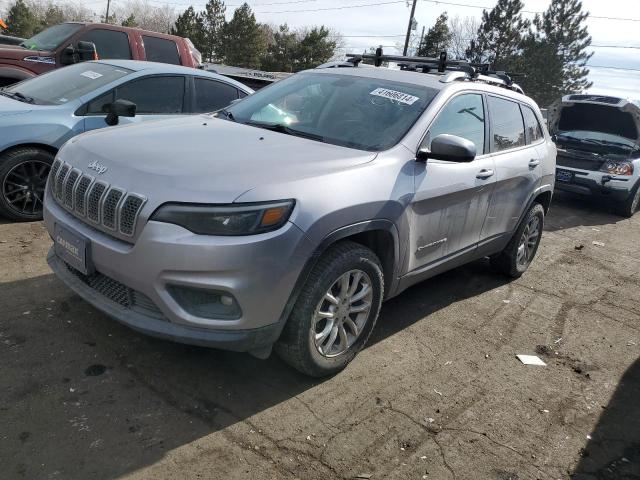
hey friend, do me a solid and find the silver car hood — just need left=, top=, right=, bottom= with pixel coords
left=60, top=115, right=377, bottom=207
left=0, top=94, right=32, bottom=116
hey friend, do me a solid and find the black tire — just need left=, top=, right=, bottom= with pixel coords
left=491, top=203, right=545, bottom=278
left=0, top=147, right=54, bottom=222
left=615, top=182, right=640, bottom=218
left=275, top=241, right=384, bottom=377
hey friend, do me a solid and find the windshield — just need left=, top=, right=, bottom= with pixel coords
left=224, top=72, right=438, bottom=151
left=2, top=63, right=132, bottom=105
left=20, top=23, right=83, bottom=51
left=557, top=130, right=637, bottom=148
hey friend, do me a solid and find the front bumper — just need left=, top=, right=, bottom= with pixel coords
left=44, top=188, right=315, bottom=351
left=555, top=167, right=636, bottom=202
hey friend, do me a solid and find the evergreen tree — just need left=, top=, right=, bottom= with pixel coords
left=261, top=24, right=298, bottom=72
left=467, top=0, right=530, bottom=70
left=417, top=12, right=452, bottom=57
left=171, top=6, right=206, bottom=57
left=202, top=0, right=226, bottom=62
left=533, top=0, right=592, bottom=95
left=294, top=26, right=336, bottom=70
left=4, top=0, right=37, bottom=38
left=222, top=4, right=265, bottom=69
left=121, top=14, right=138, bottom=27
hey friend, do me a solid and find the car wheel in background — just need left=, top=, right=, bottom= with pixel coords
left=491, top=203, right=545, bottom=279
left=615, top=182, right=640, bottom=218
left=276, top=241, right=384, bottom=377
left=0, top=147, right=54, bottom=222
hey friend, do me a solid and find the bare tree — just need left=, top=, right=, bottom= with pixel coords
left=448, top=15, right=478, bottom=60
left=114, top=0, right=176, bottom=33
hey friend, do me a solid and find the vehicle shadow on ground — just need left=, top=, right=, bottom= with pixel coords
left=1, top=259, right=510, bottom=479
left=572, top=357, right=640, bottom=479
left=545, top=191, right=627, bottom=233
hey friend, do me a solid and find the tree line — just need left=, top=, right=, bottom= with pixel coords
left=416, top=0, right=592, bottom=106
left=0, top=0, right=338, bottom=73
left=1, top=0, right=593, bottom=105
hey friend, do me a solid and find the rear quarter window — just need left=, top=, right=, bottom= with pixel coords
left=522, top=105, right=544, bottom=143
left=143, top=36, right=181, bottom=65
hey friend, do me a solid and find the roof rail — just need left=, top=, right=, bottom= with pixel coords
left=342, top=47, right=524, bottom=94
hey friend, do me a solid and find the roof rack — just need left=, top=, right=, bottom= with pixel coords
left=336, top=48, right=524, bottom=94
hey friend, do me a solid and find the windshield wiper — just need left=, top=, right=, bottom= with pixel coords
left=0, top=90, right=34, bottom=104
left=244, top=121, right=324, bottom=142
left=216, top=108, right=236, bottom=122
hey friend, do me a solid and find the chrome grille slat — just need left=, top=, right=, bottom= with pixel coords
left=102, top=188, right=124, bottom=230
left=63, top=169, right=81, bottom=208
left=119, top=195, right=145, bottom=236
left=86, top=182, right=107, bottom=223
left=52, top=162, right=146, bottom=239
left=74, top=175, right=93, bottom=216
left=55, top=164, right=70, bottom=201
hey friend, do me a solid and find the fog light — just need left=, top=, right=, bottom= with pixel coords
left=167, top=285, right=241, bottom=320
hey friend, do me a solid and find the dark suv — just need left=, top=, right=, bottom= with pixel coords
left=0, top=22, right=200, bottom=87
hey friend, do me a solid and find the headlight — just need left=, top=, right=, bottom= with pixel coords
left=150, top=200, right=295, bottom=235
left=601, top=161, right=633, bottom=176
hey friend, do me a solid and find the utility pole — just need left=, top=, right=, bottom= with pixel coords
left=403, top=0, right=417, bottom=56
left=416, top=25, right=425, bottom=55
left=105, top=0, right=111, bottom=23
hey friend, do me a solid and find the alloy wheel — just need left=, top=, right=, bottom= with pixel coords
left=2, top=160, right=49, bottom=217
left=312, top=269, right=373, bottom=358
left=516, top=215, right=540, bottom=267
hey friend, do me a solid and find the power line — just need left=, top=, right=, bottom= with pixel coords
left=588, top=65, right=640, bottom=73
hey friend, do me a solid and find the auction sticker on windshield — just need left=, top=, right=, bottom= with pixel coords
left=80, top=71, right=103, bottom=80
left=370, top=88, right=419, bottom=105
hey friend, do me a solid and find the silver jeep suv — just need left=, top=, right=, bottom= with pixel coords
left=44, top=53, right=556, bottom=376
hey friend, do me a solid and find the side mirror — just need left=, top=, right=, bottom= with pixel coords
left=416, top=134, right=476, bottom=162
left=105, top=99, right=136, bottom=126
left=76, top=41, right=97, bottom=62
left=60, top=45, right=76, bottom=65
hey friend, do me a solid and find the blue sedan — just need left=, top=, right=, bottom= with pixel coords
left=0, top=60, right=252, bottom=221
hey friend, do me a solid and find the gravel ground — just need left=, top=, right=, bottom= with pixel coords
left=1, top=191, right=639, bottom=480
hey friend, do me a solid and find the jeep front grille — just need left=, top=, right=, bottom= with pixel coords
left=49, top=160, right=146, bottom=238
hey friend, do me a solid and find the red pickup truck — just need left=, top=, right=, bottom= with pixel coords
left=0, top=22, right=201, bottom=87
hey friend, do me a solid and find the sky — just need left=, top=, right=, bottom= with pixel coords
left=2, top=0, right=639, bottom=97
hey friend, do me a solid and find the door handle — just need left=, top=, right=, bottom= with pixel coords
left=476, top=169, right=494, bottom=179
left=529, top=159, right=540, bottom=168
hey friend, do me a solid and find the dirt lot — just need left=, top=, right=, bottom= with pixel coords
left=1, top=192, right=639, bottom=480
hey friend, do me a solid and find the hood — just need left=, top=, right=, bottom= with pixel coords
left=548, top=94, right=640, bottom=142
left=0, top=93, right=32, bottom=116
left=61, top=116, right=377, bottom=207
left=0, top=44, right=48, bottom=60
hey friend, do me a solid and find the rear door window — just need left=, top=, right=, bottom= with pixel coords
left=193, top=78, right=240, bottom=113
left=77, top=29, right=132, bottom=60
left=522, top=105, right=544, bottom=143
left=143, top=36, right=181, bottom=65
left=488, top=96, right=526, bottom=152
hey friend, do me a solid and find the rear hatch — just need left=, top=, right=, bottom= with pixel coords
left=548, top=95, right=640, bottom=171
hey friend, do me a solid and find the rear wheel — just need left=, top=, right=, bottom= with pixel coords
left=491, top=203, right=545, bottom=278
left=0, top=147, right=54, bottom=221
left=615, top=183, right=640, bottom=218
left=276, top=241, right=384, bottom=377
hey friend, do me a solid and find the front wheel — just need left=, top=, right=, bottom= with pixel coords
left=491, top=203, right=545, bottom=278
left=276, top=241, right=384, bottom=377
left=0, top=147, right=54, bottom=221
left=615, top=183, right=640, bottom=218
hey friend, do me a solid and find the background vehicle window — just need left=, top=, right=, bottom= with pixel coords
left=3, top=63, right=131, bottom=106
left=193, top=78, right=239, bottom=113
left=143, top=36, right=181, bottom=65
left=116, top=76, right=185, bottom=114
left=488, top=96, right=526, bottom=151
left=78, top=29, right=132, bottom=60
left=86, top=90, right=114, bottom=114
left=424, top=93, right=485, bottom=154
left=522, top=106, right=543, bottom=143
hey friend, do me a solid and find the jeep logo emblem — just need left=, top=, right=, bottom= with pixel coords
left=87, top=160, right=107, bottom=175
